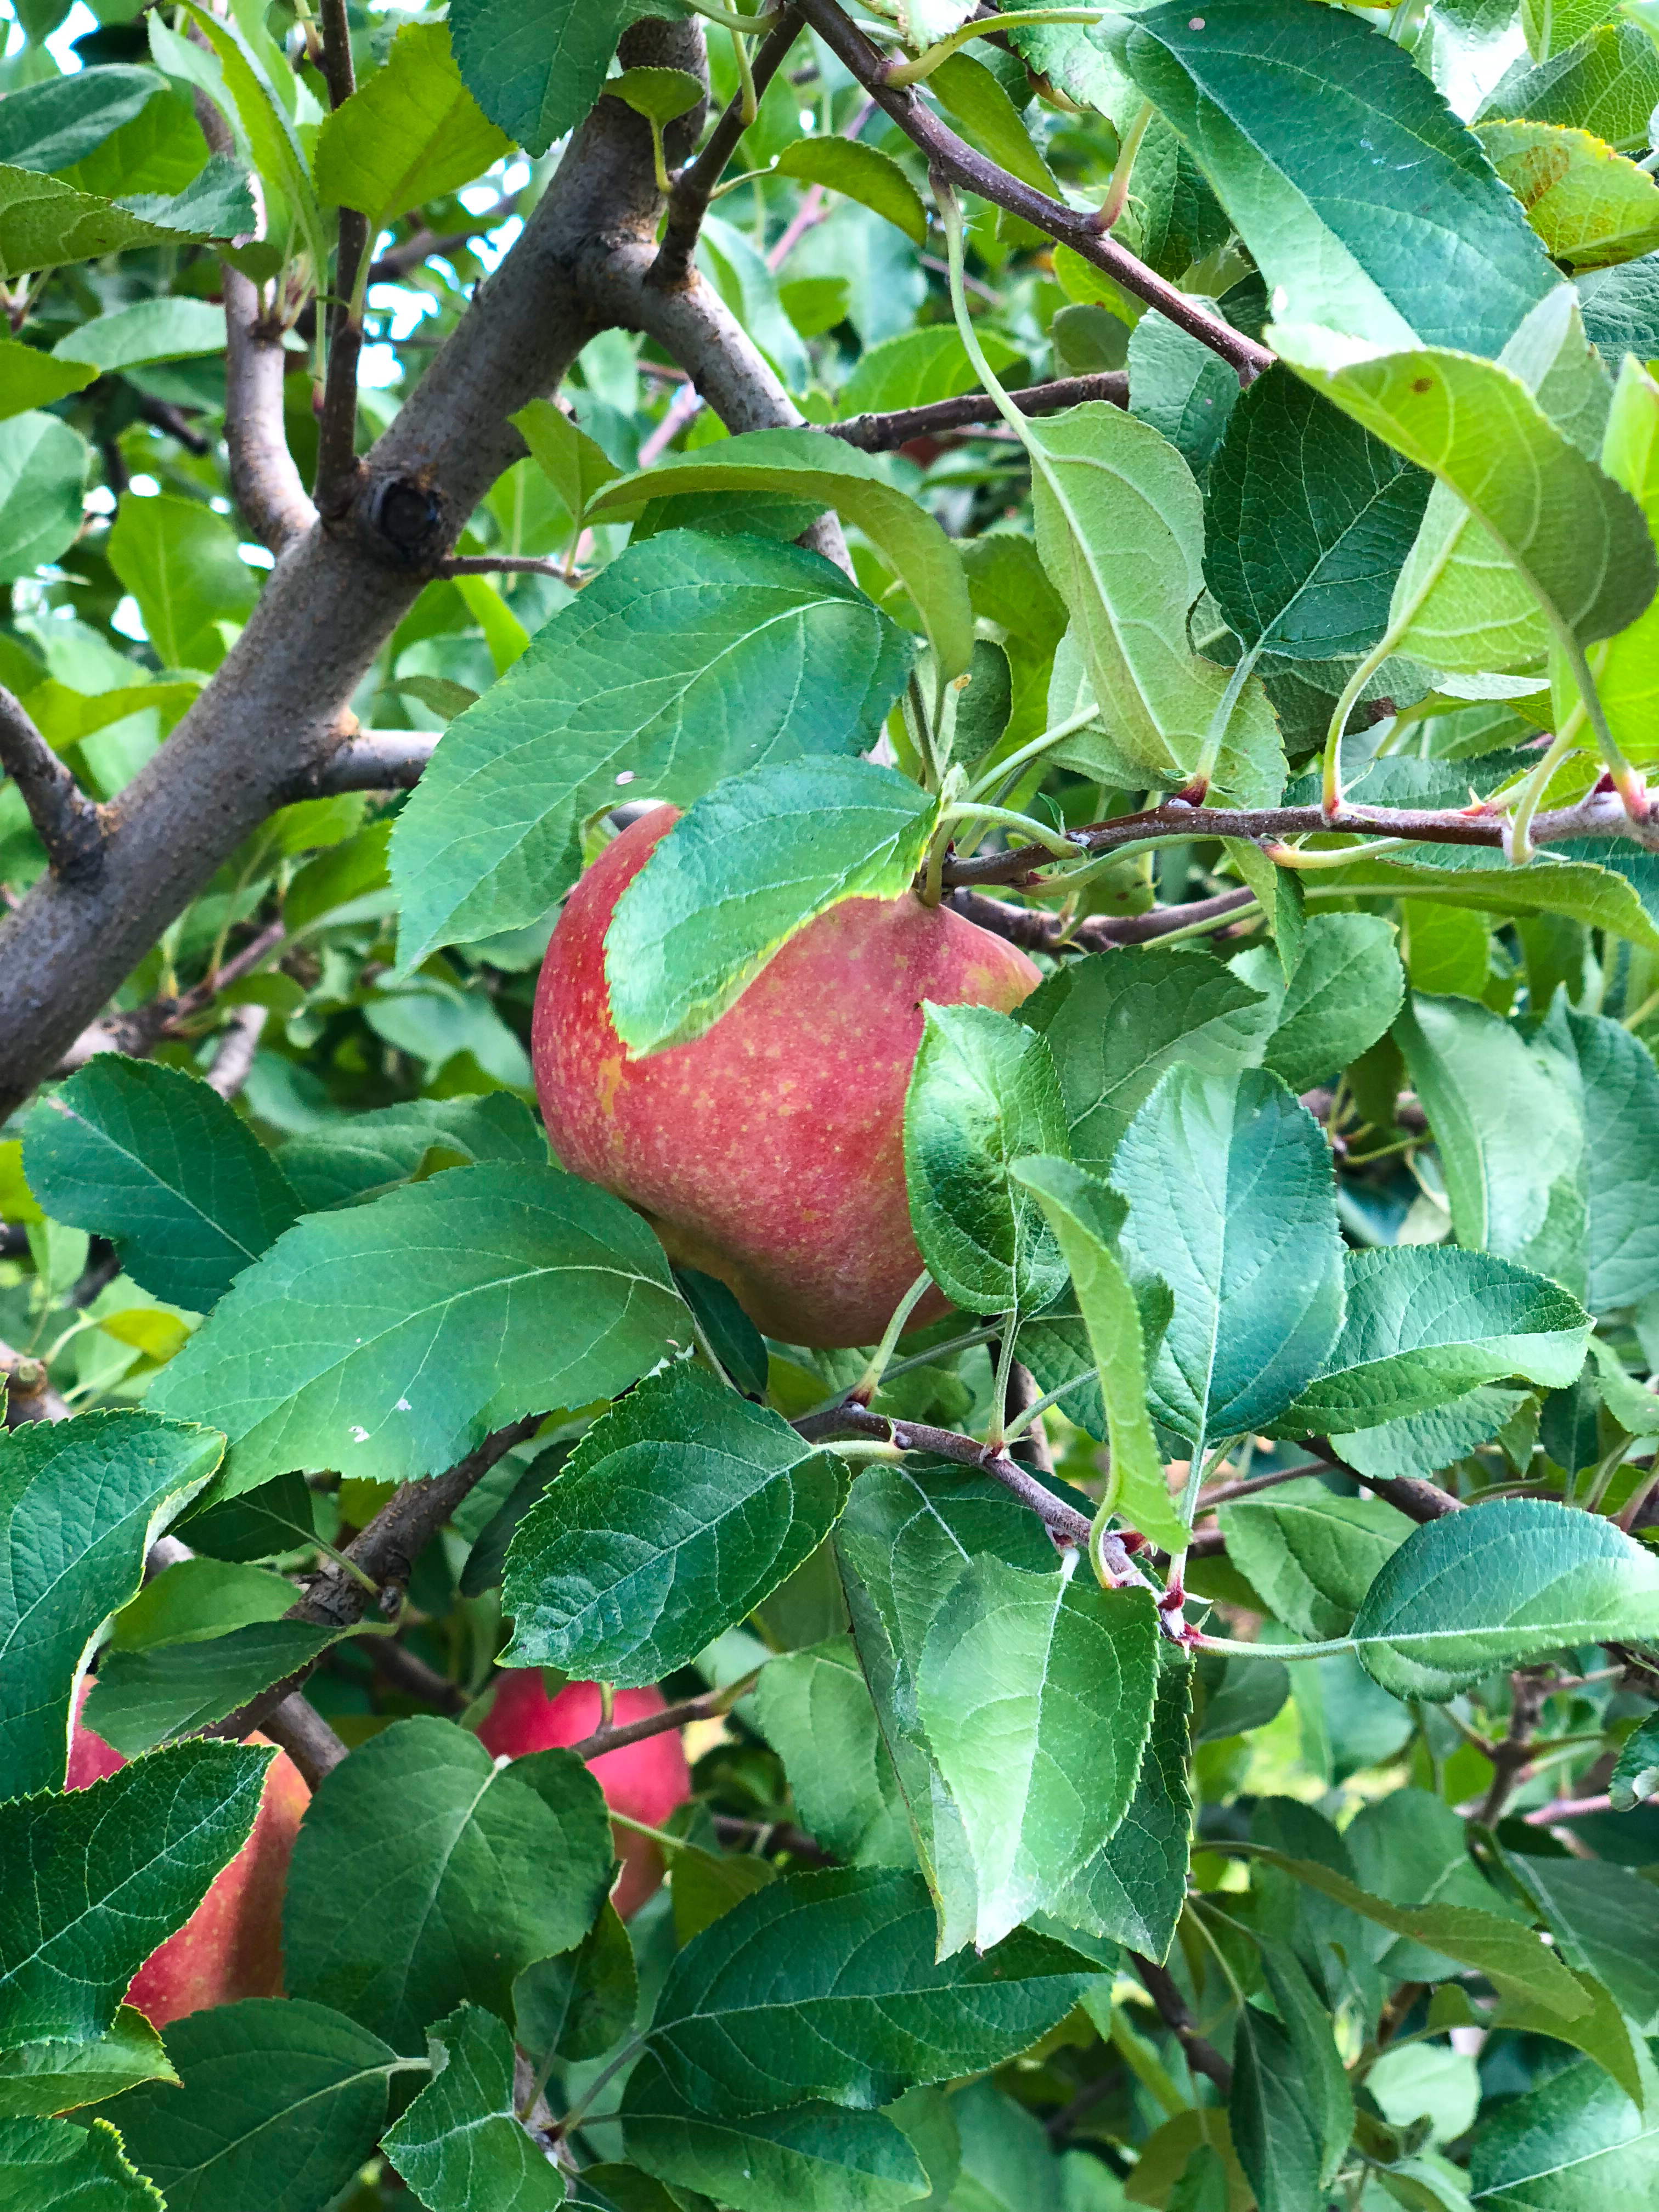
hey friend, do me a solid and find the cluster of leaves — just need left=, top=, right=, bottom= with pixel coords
left=9, top=0, right=1659, bottom=2208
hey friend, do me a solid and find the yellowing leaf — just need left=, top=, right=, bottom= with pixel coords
left=1479, top=120, right=1659, bottom=270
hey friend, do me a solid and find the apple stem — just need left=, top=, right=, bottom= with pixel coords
left=984, top=1316, right=1020, bottom=1452
left=852, top=1268, right=936, bottom=1403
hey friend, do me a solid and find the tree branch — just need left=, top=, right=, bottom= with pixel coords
left=945, top=884, right=1253, bottom=955
left=314, top=0, right=369, bottom=519
left=828, top=370, right=1127, bottom=452
left=0, top=686, right=103, bottom=887
left=651, top=9, right=802, bottom=287
left=58, top=916, right=287, bottom=1071
left=300, top=729, right=441, bottom=795
left=204, top=1003, right=267, bottom=1100
left=1130, top=1953, right=1233, bottom=2095
left=1, top=1339, right=72, bottom=1426
left=435, top=554, right=570, bottom=579
left=1477, top=1668, right=1551, bottom=1825
left=940, top=787, right=1659, bottom=890
left=369, top=193, right=520, bottom=283
left=561, top=1673, right=759, bottom=1763
left=793, top=0, right=1272, bottom=383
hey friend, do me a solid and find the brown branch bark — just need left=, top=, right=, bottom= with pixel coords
left=435, top=555, right=569, bottom=579
left=793, top=0, right=1273, bottom=383
left=1, top=1339, right=72, bottom=1426
left=302, top=729, right=440, bottom=795
left=561, top=1673, right=759, bottom=1762
left=204, top=1004, right=267, bottom=1100
left=0, top=686, right=104, bottom=886
left=314, top=0, right=367, bottom=516
left=356, top=1633, right=469, bottom=1714
left=1477, top=1668, right=1552, bottom=1825
left=945, top=885, right=1254, bottom=955
left=1131, top=1953, right=1234, bottom=2094
left=652, top=10, right=801, bottom=286
left=941, top=788, right=1659, bottom=890
left=0, top=20, right=704, bottom=1121
left=828, top=370, right=1127, bottom=452
left=221, top=258, right=315, bottom=557
left=58, top=916, right=287, bottom=1071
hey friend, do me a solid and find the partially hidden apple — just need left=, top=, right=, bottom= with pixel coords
left=532, top=805, right=1042, bottom=1347
left=67, top=1685, right=309, bottom=2028
left=477, top=1671, right=692, bottom=1918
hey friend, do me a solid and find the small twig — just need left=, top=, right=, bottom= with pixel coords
left=1130, top=1953, right=1233, bottom=2094
left=1303, top=1437, right=1462, bottom=1526
left=302, top=728, right=439, bottom=797
left=1521, top=1791, right=1612, bottom=1826
left=652, top=10, right=803, bottom=286
left=357, top=1634, right=469, bottom=1714
left=59, top=916, right=287, bottom=1070
left=0, top=687, right=104, bottom=887
left=562, top=1671, right=761, bottom=1762
left=369, top=193, right=520, bottom=282
left=204, top=1003, right=267, bottom=1100
left=944, top=884, right=1253, bottom=955
left=712, top=1812, right=831, bottom=1861
left=1477, top=1668, right=1552, bottom=1826
left=434, top=555, right=569, bottom=578
left=1194, top=1462, right=1330, bottom=1513
left=829, top=370, right=1128, bottom=453
left=1003, top=1358, right=1055, bottom=1476
left=132, top=394, right=212, bottom=455
left=314, top=0, right=366, bottom=519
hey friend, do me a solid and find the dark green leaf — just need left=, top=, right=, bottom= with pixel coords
left=0, top=2009, right=176, bottom=2119
left=383, top=2002, right=565, bottom=2210
left=1117, top=1066, right=1345, bottom=1444
left=107, top=1998, right=406, bottom=2212
left=176, top=1471, right=318, bottom=1565
left=1114, top=0, right=1556, bottom=356
left=1347, top=1788, right=1525, bottom=1982
left=1480, top=21, right=1659, bottom=154
left=604, top=758, right=937, bottom=1056
left=1254, top=915, right=1406, bottom=1095
left=1220, top=1480, right=1413, bottom=1642
left=514, top=1901, right=636, bottom=2069
left=149, top=1164, right=687, bottom=1497
left=0, top=2114, right=161, bottom=2212
left=0, top=1410, right=223, bottom=1796
left=449, top=0, right=664, bottom=156
left=1230, top=1947, right=1353, bottom=2210
left=501, top=1362, right=850, bottom=1684
left=1503, top=1854, right=1659, bottom=2033
left=1535, top=999, right=1659, bottom=1309
left=281, top=1714, right=614, bottom=2051
left=82, top=1621, right=348, bottom=1756
left=902, top=1005, right=1069, bottom=1317
left=460, top=1445, right=566, bottom=1601
left=277, top=1092, right=545, bottom=1212
left=1204, top=365, right=1432, bottom=658
left=1348, top=1497, right=1659, bottom=1699
left=753, top=1637, right=915, bottom=1870
left=0, top=66, right=163, bottom=174
left=1468, top=2052, right=1659, bottom=2207
left=633, top=1866, right=1095, bottom=2118
left=25, top=1058, right=300, bottom=1311
left=1127, top=307, right=1240, bottom=481
left=392, top=532, right=912, bottom=966
left=673, top=1267, right=769, bottom=1401
left=1017, top=947, right=1269, bottom=1173
left=1610, top=1709, right=1659, bottom=1810
left=0, top=1739, right=271, bottom=2045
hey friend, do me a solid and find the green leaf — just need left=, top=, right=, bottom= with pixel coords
left=1126, top=308, right=1240, bottom=482
left=1251, top=913, right=1406, bottom=1095
left=174, top=1470, right=317, bottom=1565
left=174, top=2, right=328, bottom=282
left=610, top=65, right=701, bottom=129
left=107, top=1998, right=408, bottom=2212
left=1015, top=402, right=1284, bottom=803
left=1347, top=1787, right=1527, bottom=1983
left=0, top=162, right=245, bottom=278
left=106, top=492, right=258, bottom=672
left=315, top=22, right=512, bottom=230
left=53, top=298, right=227, bottom=376
left=149, top=1163, right=687, bottom=1496
left=1468, top=2052, right=1659, bottom=2208
left=902, top=1005, right=1069, bottom=1318
left=25, top=1059, right=300, bottom=1312
left=500, top=1361, right=850, bottom=1684
left=631, top=1865, right=1094, bottom=2118
left=622, top=2053, right=930, bottom=2212
left=917, top=1562, right=1159, bottom=1950
left=383, top=2002, right=565, bottom=2211
left=282, top=1714, right=614, bottom=2051
left=0, top=2009, right=177, bottom=2119
left=0, top=65, right=164, bottom=174
left=1347, top=1495, right=1659, bottom=1699
left=0, top=2115, right=161, bottom=2212
left=838, top=326, right=1024, bottom=418
left=107, top=1556, right=295, bottom=1651
left=510, top=396, right=618, bottom=528
left=391, top=531, right=912, bottom=966
left=1221, top=1480, right=1413, bottom=1643
left=1610, top=1707, right=1659, bottom=1809
left=1480, top=18, right=1659, bottom=153
left=774, top=137, right=927, bottom=248
left=0, top=339, right=95, bottom=423
left=0, top=411, right=88, bottom=582
left=1592, top=356, right=1659, bottom=768
left=1275, top=1246, right=1591, bottom=1437
left=81, top=1621, right=349, bottom=1757
left=1479, top=119, right=1659, bottom=270
left=1204, top=365, right=1431, bottom=659
left=0, top=1410, right=223, bottom=1797
left=1534, top=997, right=1659, bottom=1309
left=753, top=1636, right=916, bottom=1870
left=0, top=1739, right=271, bottom=2045
left=1248, top=1847, right=1588, bottom=2016
left=1115, top=1066, right=1345, bottom=1445
left=590, top=430, right=975, bottom=685
left=1395, top=995, right=1586, bottom=1285
left=276, top=1091, right=545, bottom=1212
left=514, top=1901, right=636, bottom=2069
left=1012, top=1156, right=1187, bottom=1553
left=1113, top=0, right=1556, bottom=355
left=1503, top=1852, right=1659, bottom=2032
left=1017, top=947, right=1269, bottom=1175
left=1305, top=848, right=1659, bottom=952
left=603, top=758, right=938, bottom=1056
left=448, top=0, right=659, bottom=156
left=1230, top=1947, right=1354, bottom=2208
left=1273, top=288, right=1658, bottom=668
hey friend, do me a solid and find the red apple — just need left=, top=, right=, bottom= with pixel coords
left=477, top=1672, right=692, bottom=1918
left=532, top=805, right=1042, bottom=1347
left=67, top=1685, right=309, bottom=2028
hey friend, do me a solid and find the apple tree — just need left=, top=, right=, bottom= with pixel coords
left=8, top=0, right=1659, bottom=2204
